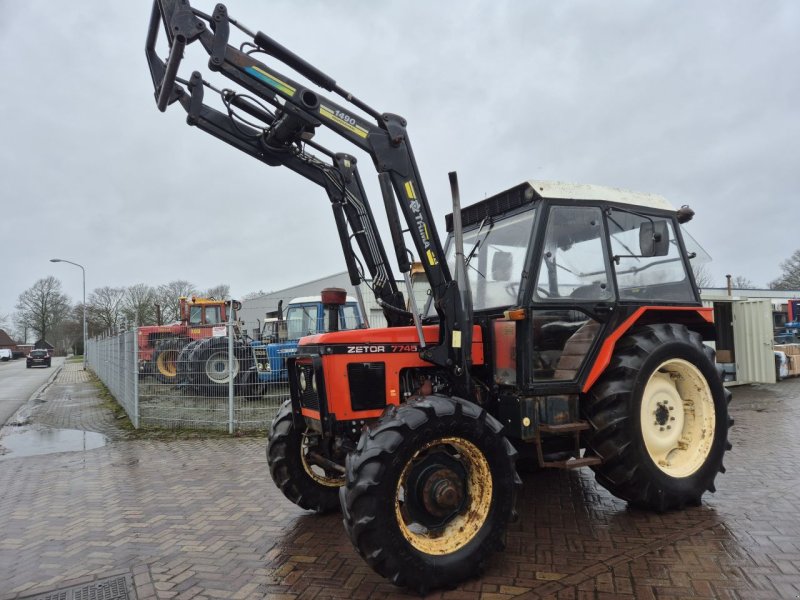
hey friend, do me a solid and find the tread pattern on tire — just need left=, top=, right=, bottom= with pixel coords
left=267, top=400, right=341, bottom=513
left=583, top=323, right=732, bottom=511
left=340, top=395, right=521, bottom=594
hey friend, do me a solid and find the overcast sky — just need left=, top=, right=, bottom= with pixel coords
left=1, top=1, right=798, bottom=321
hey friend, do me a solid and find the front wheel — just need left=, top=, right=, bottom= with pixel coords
left=341, top=395, right=520, bottom=594
left=583, top=323, right=732, bottom=511
left=267, top=400, right=343, bottom=513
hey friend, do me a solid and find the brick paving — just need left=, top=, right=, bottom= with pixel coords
left=0, top=363, right=799, bottom=599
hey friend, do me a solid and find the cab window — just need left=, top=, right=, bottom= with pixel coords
left=607, top=209, right=694, bottom=302
left=205, top=306, right=222, bottom=324
left=189, top=306, right=202, bottom=325
left=286, top=305, right=319, bottom=338
left=535, top=206, right=612, bottom=301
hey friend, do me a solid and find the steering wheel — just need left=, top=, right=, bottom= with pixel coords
left=536, top=286, right=552, bottom=298
left=505, top=283, right=519, bottom=298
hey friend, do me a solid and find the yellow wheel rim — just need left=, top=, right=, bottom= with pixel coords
left=301, top=434, right=344, bottom=488
left=156, top=350, right=178, bottom=377
left=640, top=358, right=716, bottom=478
left=395, top=437, right=492, bottom=556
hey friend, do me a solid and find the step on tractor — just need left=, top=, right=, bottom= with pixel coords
left=250, top=293, right=365, bottom=383
left=147, top=2, right=732, bottom=592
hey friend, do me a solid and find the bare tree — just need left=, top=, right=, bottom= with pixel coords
left=242, top=289, right=269, bottom=300
left=730, top=275, right=755, bottom=289
left=204, top=284, right=231, bottom=300
left=0, top=313, right=9, bottom=331
left=15, top=276, right=72, bottom=343
left=87, top=286, right=126, bottom=334
left=155, top=280, right=197, bottom=323
left=122, top=283, right=157, bottom=326
left=770, top=249, right=800, bottom=290
left=692, top=264, right=714, bottom=289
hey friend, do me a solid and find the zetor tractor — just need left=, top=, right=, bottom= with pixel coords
left=146, top=3, right=731, bottom=593
left=138, top=295, right=238, bottom=383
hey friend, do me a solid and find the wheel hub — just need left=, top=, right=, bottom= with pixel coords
left=406, top=451, right=468, bottom=530
left=640, top=359, right=716, bottom=477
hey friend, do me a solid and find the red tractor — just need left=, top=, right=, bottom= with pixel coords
left=147, top=5, right=732, bottom=593
left=138, top=296, right=238, bottom=383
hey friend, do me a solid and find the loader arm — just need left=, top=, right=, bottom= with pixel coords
left=146, top=0, right=469, bottom=376
left=152, top=60, right=410, bottom=326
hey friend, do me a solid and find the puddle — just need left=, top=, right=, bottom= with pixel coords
left=0, top=427, right=108, bottom=460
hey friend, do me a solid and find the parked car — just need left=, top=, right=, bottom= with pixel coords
left=26, top=349, right=51, bottom=368
left=0, top=348, right=13, bottom=361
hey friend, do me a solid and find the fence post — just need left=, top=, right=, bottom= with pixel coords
left=133, top=327, right=139, bottom=429
left=228, top=308, right=234, bottom=435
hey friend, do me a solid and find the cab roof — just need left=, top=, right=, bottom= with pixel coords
left=448, top=180, right=677, bottom=232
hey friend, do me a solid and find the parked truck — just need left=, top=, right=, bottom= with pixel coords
left=147, top=4, right=732, bottom=592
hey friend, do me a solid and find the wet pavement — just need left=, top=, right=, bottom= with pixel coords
left=0, top=363, right=799, bottom=599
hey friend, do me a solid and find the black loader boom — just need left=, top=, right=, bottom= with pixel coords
left=145, top=0, right=469, bottom=384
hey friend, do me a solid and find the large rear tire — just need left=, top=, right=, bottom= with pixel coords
left=267, top=400, right=343, bottom=513
left=341, top=395, right=520, bottom=594
left=188, top=336, right=256, bottom=397
left=583, top=323, right=732, bottom=511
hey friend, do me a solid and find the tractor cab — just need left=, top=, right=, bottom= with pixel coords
left=179, top=296, right=231, bottom=326
left=430, top=181, right=707, bottom=397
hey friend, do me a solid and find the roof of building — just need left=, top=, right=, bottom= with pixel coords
left=0, top=329, right=17, bottom=348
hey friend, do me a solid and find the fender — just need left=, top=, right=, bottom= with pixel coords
left=582, top=306, right=714, bottom=393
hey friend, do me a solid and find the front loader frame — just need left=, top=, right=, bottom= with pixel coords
left=145, top=0, right=470, bottom=390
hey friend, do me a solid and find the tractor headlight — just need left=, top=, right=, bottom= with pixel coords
left=311, top=372, right=317, bottom=393
left=299, top=367, right=307, bottom=391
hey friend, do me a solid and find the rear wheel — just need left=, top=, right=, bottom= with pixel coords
left=267, top=400, right=343, bottom=513
left=583, top=324, right=732, bottom=511
left=341, top=395, right=520, bottom=594
left=188, top=336, right=256, bottom=396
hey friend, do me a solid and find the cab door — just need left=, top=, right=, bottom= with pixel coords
left=525, top=204, right=614, bottom=386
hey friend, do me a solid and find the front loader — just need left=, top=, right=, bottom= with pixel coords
left=146, top=2, right=732, bottom=593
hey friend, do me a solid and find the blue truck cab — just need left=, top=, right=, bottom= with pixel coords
left=251, top=295, right=364, bottom=383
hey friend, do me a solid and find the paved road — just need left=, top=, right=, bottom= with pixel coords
left=1, top=365, right=799, bottom=599
left=0, top=357, right=63, bottom=426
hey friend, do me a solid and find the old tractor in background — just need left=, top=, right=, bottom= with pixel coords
left=251, top=294, right=365, bottom=383
left=138, top=295, right=236, bottom=382
left=147, top=2, right=732, bottom=593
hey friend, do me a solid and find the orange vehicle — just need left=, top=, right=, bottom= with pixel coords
left=137, top=296, right=239, bottom=383
left=147, top=4, right=732, bottom=593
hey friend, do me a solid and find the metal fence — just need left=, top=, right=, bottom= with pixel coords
left=87, top=325, right=288, bottom=432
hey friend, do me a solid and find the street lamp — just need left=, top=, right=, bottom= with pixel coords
left=50, top=258, right=86, bottom=370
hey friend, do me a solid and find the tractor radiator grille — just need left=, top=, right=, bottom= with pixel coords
left=348, top=362, right=386, bottom=411
left=298, top=364, right=320, bottom=412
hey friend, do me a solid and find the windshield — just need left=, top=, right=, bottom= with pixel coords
left=286, top=305, right=319, bottom=339
left=427, top=208, right=536, bottom=314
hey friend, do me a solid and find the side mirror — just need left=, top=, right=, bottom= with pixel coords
left=491, top=251, right=513, bottom=281
left=639, top=221, right=669, bottom=257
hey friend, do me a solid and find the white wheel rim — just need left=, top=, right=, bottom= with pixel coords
left=205, top=350, right=239, bottom=383
left=640, top=358, right=716, bottom=478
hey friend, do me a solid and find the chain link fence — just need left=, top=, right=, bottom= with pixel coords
left=87, top=325, right=288, bottom=432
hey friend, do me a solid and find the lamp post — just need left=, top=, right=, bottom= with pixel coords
left=50, top=258, right=86, bottom=370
